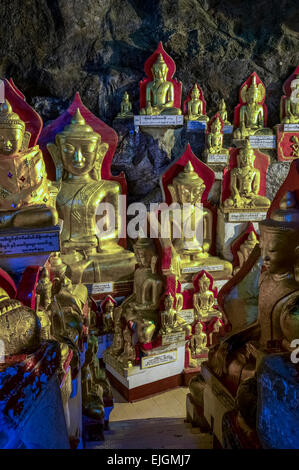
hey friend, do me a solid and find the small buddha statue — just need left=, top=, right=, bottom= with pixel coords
left=186, top=84, right=208, bottom=121
left=190, top=322, right=208, bottom=356
left=206, top=116, right=228, bottom=155
left=36, top=267, right=52, bottom=310
left=218, top=99, right=231, bottom=125
left=159, top=292, right=183, bottom=335
left=233, top=231, right=258, bottom=274
left=102, top=298, right=115, bottom=333
left=207, top=191, right=299, bottom=428
left=120, top=326, right=136, bottom=367
left=282, top=74, right=299, bottom=124
left=109, top=306, right=124, bottom=356
left=48, top=108, right=135, bottom=284
left=0, top=100, right=58, bottom=229
left=140, top=54, right=182, bottom=116
left=224, top=140, right=270, bottom=210
left=0, top=286, right=41, bottom=356
left=233, top=75, right=273, bottom=139
left=136, top=319, right=156, bottom=344
left=193, top=273, right=217, bottom=320
left=116, top=91, right=133, bottom=119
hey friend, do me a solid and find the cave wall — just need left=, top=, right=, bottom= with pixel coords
left=1, top=0, right=298, bottom=126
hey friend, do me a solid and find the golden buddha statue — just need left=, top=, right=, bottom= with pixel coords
left=48, top=108, right=135, bottom=284
left=186, top=84, right=208, bottom=121
left=136, top=318, right=156, bottom=344
left=159, top=292, right=183, bottom=334
left=109, top=306, right=124, bottom=356
left=233, top=75, right=272, bottom=139
left=233, top=231, right=258, bottom=275
left=116, top=91, right=133, bottom=119
left=167, top=162, right=232, bottom=277
left=0, top=100, right=58, bottom=229
left=206, top=116, right=228, bottom=155
left=218, top=99, right=231, bottom=125
left=190, top=322, right=208, bottom=356
left=140, top=54, right=181, bottom=116
left=282, top=74, right=299, bottom=124
left=193, top=273, right=218, bottom=320
left=102, top=298, right=115, bottom=333
left=224, top=140, right=270, bottom=210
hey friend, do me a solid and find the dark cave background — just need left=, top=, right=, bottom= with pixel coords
left=1, top=0, right=298, bottom=127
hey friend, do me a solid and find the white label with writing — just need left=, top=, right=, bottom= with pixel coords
left=134, top=115, right=183, bottom=126
left=182, top=265, right=223, bottom=274
left=178, top=308, right=195, bottom=324
left=249, top=135, right=276, bottom=148
left=207, top=154, right=228, bottom=163
left=228, top=211, right=267, bottom=222
left=181, top=282, right=193, bottom=291
left=283, top=124, right=299, bottom=132
left=162, top=331, right=185, bottom=346
left=141, top=350, right=177, bottom=369
left=0, top=229, right=60, bottom=255
left=86, top=282, right=114, bottom=295
left=187, top=120, right=207, bottom=130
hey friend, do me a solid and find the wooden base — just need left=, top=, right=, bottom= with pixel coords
left=107, top=370, right=184, bottom=402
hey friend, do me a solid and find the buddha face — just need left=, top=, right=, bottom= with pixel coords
left=134, top=245, right=154, bottom=268
left=105, top=301, right=114, bottom=314
left=175, top=183, right=204, bottom=204
left=200, top=275, right=210, bottom=291
left=152, top=59, right=168, bottom=81
left=0, top=127, right=24, bottom=155
left=211, top=118, right=221, bottom=134
left=191, top=87, right=200, bottom=100
left=195, top=322, right=203, bottom=334
left=259, top=229, right=298, bottom=274
left=238, top=147, right=255, bottom=167
left=59, top=135, right=99, bottom=176
left=247, top=84, right=259, bottom=104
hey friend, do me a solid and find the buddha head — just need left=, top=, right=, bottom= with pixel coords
left=191, top=85, right=200, bottom=100
left=170, top=161, right=206, bottom=205
left=247, top=75, right=259, bottom=104
left=152, top=54, right=168, bottom=81
left=237, top=140, right=255, bottom=168
left=219, top=99, right=226, bottom=111
left=55, top=108, right=108, bottom=180
left=259, top=192, right=299, bottom=276
left=195, top=321, right=203, bottom=334
left=133, top=237, right=156, bottom=269
left=199, top=273, right=210, bottom=292
left=164, top=292, right=174, bottom=311
left=104, top=297, right=115, bottom=315
left=211, top=117, right=222, bottom=134
left=290, top=74, right=299, bottom=93
left=0, top=100, right=28, bottom=156
left=123, top=91, right=130, bottom=102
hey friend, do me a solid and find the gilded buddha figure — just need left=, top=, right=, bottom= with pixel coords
left=0, top=100, right=57, bottom=228
left=282, top=74, right=299, bottom=124
left=224, top=140, right=270, bottom=210
left=159, top=292, right=183, bottom=334
left=193, top=273, right=218, bottom=320
left=140, top=54, right=181, bottom=116
left=234, top=75, right=272, bottom=139
left=218, top=99, right=231, bottom=126
left=186, top=85, right=208, bottom=121
left=206, top=116, right=228, bottom=155
left=48, top=108, right=135, bottom=284
left=116, top=91, right=133, bottom=119
left=190, top=322, right=208, bottom=356
left=167, top=162, right=232, bottom=277
left=207, top=192, right=299, bottom=428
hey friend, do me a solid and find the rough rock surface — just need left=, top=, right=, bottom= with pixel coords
left=1, top=0, right=298, bottom=126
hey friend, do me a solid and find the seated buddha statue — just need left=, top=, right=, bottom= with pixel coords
left=282, top=74, right=299, bottom=124
left=167, top=162, right=232, bottom=277
left=119, top=237, right=164, bottom=325
left=0, top=100, right=58, bottom=229
left=218, top=99, right=231, bottom=125
left=159, top=292, right=183, bottom=334
left=47, top=108, right=135, bottom=284
left=140, top=54, right=182, bottom=116
left=102, top=298, right=115, bottom=333
left=206, top=116, right=228, bottom=155
left=224, top=140, right=270, bottom=210
left=186, top=85, right=208, bottom=121
left=233, top=75, right=273, bottom=139
left=193, top=273, right=218, bottom=320
left=207, top=191, right=299, bottom=427
left=116, top=91, right=133, bottom=119
left=120, top=326, right=136, bottom=367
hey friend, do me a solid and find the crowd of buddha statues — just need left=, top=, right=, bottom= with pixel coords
left=0, top=41, right=298, bottom=449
